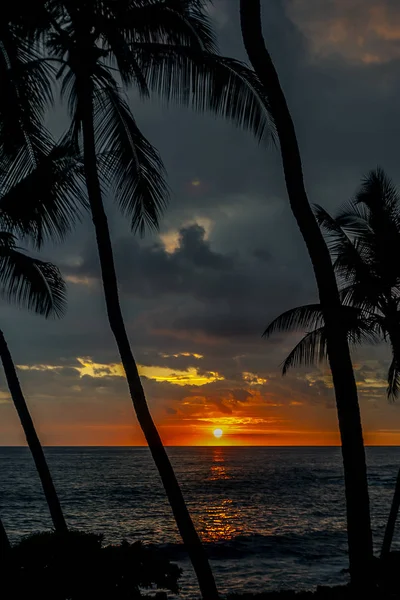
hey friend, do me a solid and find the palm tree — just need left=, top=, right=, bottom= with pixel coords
left=316, top=169, right=400, bottom=400
left=1, top=5, right=88, bottom=536
left=264, top=168, right=400, bottom=561
left=1, top=2, right=276, bottom=597
left=239, top=0, right=373, bottom=584
left=0, top=109, right=85, bottom=535
left=264, top=169, right=400, bottom=395
left=0, top=231, right=68, bottom=532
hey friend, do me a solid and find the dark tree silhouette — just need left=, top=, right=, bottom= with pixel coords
left=240, top=0, right=373, bottom=584
left=1, top=2, right=276, bottom=598
left=264, top=169, right=400, bottom=397
left=0, top=231, right=67, bottom=532
left=316, top=169, right=400, bottom=400
left=1, top=4, right=88, bottom=535
left=264, top=169, right=400, bottom=561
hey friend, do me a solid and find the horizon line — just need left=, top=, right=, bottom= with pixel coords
left=1, top=444, right=399, bottom=448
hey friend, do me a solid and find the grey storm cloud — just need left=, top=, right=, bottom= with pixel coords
left=67, top=223, right=307, bottom=304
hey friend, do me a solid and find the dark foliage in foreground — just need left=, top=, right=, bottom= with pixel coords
left=3, top=530, right=181, bottom=600
left=228, top=584, right=394, bottom=600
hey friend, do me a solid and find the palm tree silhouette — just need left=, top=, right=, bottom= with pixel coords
left=264, top=169, right=400, bottom=396
left=264, top=168, right=400, bottom=563
left=1, top=6, right=88, bottom=536
left=1, top=3, right=275, bottom=597
left=240, top=0, right=373, bottom=584
left=0, top=228, right=68, bottom=532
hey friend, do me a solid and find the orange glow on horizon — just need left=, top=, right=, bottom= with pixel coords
left=4, top=429, right=400, bottom=447
left=5, top=418, right=399, bottom=447
left=6, top=356, right=400, bottom=448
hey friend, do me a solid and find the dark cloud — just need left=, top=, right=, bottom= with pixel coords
left=64, top=222, right=312, bottom=347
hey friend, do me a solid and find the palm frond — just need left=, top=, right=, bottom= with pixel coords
left=315, top=204, right=376, bottom=291
left=132, top=43, right=275, bottom=143
left=0, top=140, right=87, bottom=248
left=56, top=57, right=78, bottom=118
left=387, top=356, right=400, bottom=401
left=119, top=0, right=218, bottom=53
left=0, top=37, right=54, bottom=163
left=102, top=27, right=150, bottom=94
left=275, top=305, right=380, bottom=375
left=334, top=237, right=375, bottom=286
left=0, top=232, right=66, bottom=318
left=353, top=169, right=400, bottom=289
left=334, top=199, right=370, bottom=237
left=339, top=284, right=380, bottom=313
left=356, top=168, right=400, bottom=224
left=282, top=327, right=327, bottom=375
left=315, top=204, right=358, bottom=259
left=345, top=313, right=381, bottom=346
left=263, top=304, right=324, bottom=339
left=94, top=79, right=169, bottom=234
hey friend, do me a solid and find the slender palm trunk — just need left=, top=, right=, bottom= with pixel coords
left=240, top=0, right=373, bottom=585
left=78, top=83, right=219, bottom=600
left=0, top=517, right=10, bottom=559
left=0, top=331, right=67, bottom=533
left=381, top=467, right=400, bottom=559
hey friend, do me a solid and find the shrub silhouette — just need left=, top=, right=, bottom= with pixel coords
left=5, top=530, right=181, bottom=600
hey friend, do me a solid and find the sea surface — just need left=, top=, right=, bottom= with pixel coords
left=1, top=446, right=400, bottom=597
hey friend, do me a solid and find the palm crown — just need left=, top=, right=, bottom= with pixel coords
left=2, top=1, right=275, bottom=241
left=40, top=0, right=273, bottom=235
left=0, top=144, right=77, bottom=318
left=264, top=168, right=400, bottom=398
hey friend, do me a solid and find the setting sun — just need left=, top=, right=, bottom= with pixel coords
left=213, top=428, right=223, bottom=439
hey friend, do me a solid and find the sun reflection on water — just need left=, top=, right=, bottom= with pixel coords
left=200, top=498, right=241, bottom=542
left=199, top=448, right=241, bottom=542
left=207, top=447, right=230, bottom=481
left=212, top=447, right=224, bottom=463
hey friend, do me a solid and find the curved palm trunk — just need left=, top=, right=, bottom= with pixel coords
left=0, top=330, right=67, bottom=533
left=240, top=1, right=373, bottom=586
left=79, top=84, right=219, bottom=600
left=381, top=467, right=400, bottom=559
left=0, top=517, right=11, bottom=559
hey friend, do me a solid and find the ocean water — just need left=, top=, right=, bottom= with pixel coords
left=1, top=446, right=400, bottom=597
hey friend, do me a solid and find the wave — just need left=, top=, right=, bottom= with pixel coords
left=154, top=530, right=347, bottom=562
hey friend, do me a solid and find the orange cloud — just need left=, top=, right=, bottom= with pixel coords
left=287, top=1, right=400, bottom=64
left=5, top=351, right=400, bottom=447
left=18, top=358, right=223, bottom=387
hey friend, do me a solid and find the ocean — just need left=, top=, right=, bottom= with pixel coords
left=1, top=446, right=399, bottom=597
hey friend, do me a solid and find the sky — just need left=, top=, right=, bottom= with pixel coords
left=2, top=0, right=400, bottom=446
